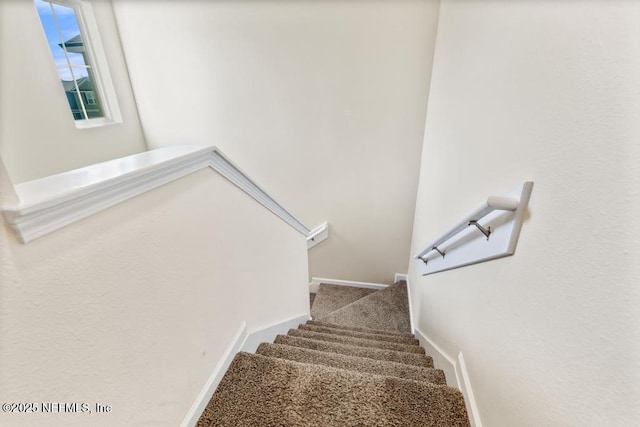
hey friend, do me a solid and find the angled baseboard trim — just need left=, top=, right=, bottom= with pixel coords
left=180, top=312, right=310, bottom=427
left=414, top=327, right=458, bottom=387
left=456, top=352, right=483, bottom=427
left=414, top=328, right=482, bottom=427
left=180, top=322, right=248, bottom=427
left=240, top=313, right=311, bottom=354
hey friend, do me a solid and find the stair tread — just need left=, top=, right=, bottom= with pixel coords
left=288, top=329, right=425, bottom=354
left=197, top=352, right=469, bottom=427
left=299, top=323, right=419, bottom=345
left=318, top=281, right=412, bottom=333
left=256, top=342, right=447, bottom=385
left=310, top=283, right=378, bottom=319
left=307, top=320, right=415, bottom=338
left=274, top=335, right=433, bottom=368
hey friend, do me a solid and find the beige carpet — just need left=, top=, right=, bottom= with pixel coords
left=318, top=281, right=412, bottom=333
left=273, top=334, right=433, bottom=367
left=298, top=323, right=419, bottom=345
left=196, top=282, right=470, bottom=426
left=256, top=342, right=446, bottom=384
left=309, top=292, right=316, bottom=307
left=286, top=328, right=425, bottom=354
left=198, top=352, right=469, bottom=427
left=306, top=320, right=413, bottom=337
left=310, top=283, right=376, bottom=319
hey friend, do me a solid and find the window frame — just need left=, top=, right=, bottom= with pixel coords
left=36, top=0, right=122, bottom=129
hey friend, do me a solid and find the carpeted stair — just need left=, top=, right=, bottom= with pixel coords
left=317, top=281, right=412, bottom=332
left=297, top=323, right=419, bottom=344
left=196, top=281, right=470, bottom=426
left=310, top=283, right=377, bottom=318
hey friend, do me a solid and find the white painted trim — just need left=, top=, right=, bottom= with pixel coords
left=240, top=313, right=310, bottom=354
left=414, top=328, right=482, bottom=427
left=394, top=273, right=408, bottom=283
left=180, top=313, right=310, bottom=426
left=307, top=221, right=329, bottom=249
left=74, top=0, right=123, bottom=126
left=414, top=327, right=458, bottom=386
left=2, top=145, right=314, bottom=243
left=405, top=276, right=415, bottom=334
left=456, top=352, right=482, bottom=427
left=415, top=181, right=534, bottom=276
left=208, top=150, right=310, bottom=236
left=180, top=322, right=248, bottom=427
left=309, top=277, right=390, bottom=293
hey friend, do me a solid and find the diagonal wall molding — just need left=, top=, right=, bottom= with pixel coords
left=2, top=145, right=324, bottom=243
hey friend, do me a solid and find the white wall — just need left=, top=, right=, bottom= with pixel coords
left=0, top=161, right=309, bottom=426
left=409, top=1, right=640, bottom=426
left=0, top=0, right=146, bottom=184
left=111, top=0, right=440, bottom=284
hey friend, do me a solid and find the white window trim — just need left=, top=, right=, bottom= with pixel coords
left=42, top=0, right=122, bottom=128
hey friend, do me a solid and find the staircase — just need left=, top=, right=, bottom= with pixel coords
left=196, top=281, right=471, bottom=426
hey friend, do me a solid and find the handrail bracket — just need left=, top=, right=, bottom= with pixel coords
left=432, top=246, right=446, bottom=258
left=469, top=220, right=491, bottom=240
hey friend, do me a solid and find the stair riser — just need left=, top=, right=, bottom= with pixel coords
left=274, top=335, right=434, bottom=368
left=307, top=320, right=414, bottom=338
left=287, top=329, right=425, bottom=354
left=256, top=343, right=447, bottom=385
left=299, top=324, right=420, bottom=345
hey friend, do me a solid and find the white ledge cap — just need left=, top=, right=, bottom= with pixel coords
left=1, top=144, right=318, bottom=244
left=4, top=144, right=215, bottom=215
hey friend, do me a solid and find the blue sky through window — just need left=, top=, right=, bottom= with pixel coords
left=35, top=0, right=105, bottom=120
left=35, top=0, right=89, bottom=80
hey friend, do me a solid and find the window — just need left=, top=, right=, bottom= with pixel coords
left=84, top=91, right=96, bottom=105
left=35, top=0, right=121, bottom=127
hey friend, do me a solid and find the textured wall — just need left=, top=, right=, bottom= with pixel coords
left=0, top=163, right=309, bottom=426
left=409, top=1, right=640, bottom=426
left=111, top=0, right=440, bottom=284
left=0, top=0, right=146, bottom=183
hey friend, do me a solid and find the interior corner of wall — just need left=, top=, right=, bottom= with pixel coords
left=0, top=157, right=18, bottom=206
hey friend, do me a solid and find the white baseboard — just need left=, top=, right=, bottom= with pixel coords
left=405, top=276, right=415, bottom=334
left=456, top=352, right=482, bottom=427
left=414, top=328, right=482, bottom=427
left=414, top=327, right=458, bottom=387
left=240, top=313, right=310, bottom=353
left=394, top=273, right=408, bottom=283
left=309, top=277, right=390, bottom=293
left=181, top=313, right=310, bottom=426
left=180, top=322, right=248, bottom=427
